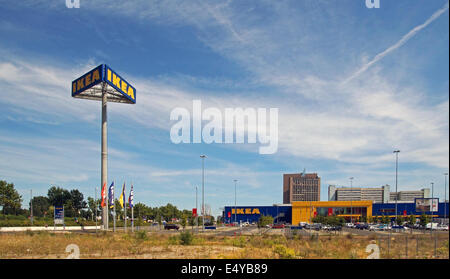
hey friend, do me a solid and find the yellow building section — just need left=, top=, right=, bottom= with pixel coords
left=292, top=200, right=373, bottom=225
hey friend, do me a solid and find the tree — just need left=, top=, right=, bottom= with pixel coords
left=29, top=196, right=50, bottom=217
left=47, top=186, right=71, bottom=207
left=0, top=180, right=23, bottom=215
left=258, top=214, right=274, bottom=228
left=69, top=189, right=87, bottom=216
left=408, top=215, right=416, bottom=226
left=419, top=213, right=430, bottom=228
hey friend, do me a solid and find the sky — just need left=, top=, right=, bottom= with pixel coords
left=0, top=0, right=448, bottom=217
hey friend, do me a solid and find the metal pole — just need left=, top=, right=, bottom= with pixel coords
left=195, top=186, right=198, bottom=233
left=113, top=180, right=116, bottom=232
left=101, top=85, right=109, bottom=230
left=350, top=177, right=354, bottom=224
left=124, top=182, right=127, bottom=233
left=200, top=155, right=206, bottom=232
left=444, top=173, right=448, bottom=224
left=431, top=182, right=434, bottom=235
left=394, top=150, right=400, bottom=225
left=30, top=189, right=33, bottom=226
left=234, top=179, right=237, bottom=225
left=95, top=187, right=98, bottom=233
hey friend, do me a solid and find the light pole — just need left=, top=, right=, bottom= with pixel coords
left=195, top=185, right=198, bottom=233
left=431, top=182, right=434, bottom=235
left=30, top=189, right=33, bottom=226
left=349, top=177, right=354, bottom=224
left=234, top=179, right=237, bottom=225
left=200, top=155, right=206, bottom=232
left=393, top=150, right=400, bottom=224
left=444, top=173, right=448, bottom=224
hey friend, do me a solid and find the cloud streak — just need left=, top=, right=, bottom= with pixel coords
left=343, top=1, right=449, bottom=84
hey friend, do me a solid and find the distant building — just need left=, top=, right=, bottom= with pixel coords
left=328, top=184, right=430, bottom=203
left=283, top=173, right=320, bottom=203
left=391, top=189, right=430, bottom=201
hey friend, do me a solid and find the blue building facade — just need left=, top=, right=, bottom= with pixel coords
left=372, top=200, right=449, bottom=218
left=223, top=205, right=292, bottom=224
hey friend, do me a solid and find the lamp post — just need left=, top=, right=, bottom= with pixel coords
left=200, top=155, right=206, bottom=232
left=195, top=185, right=198, bottom=233
left=393, top=150, right=400, bottom=224
left=234, top=179, right=237, bottom=225
left=349, top=177, right=354, bottom=224
left=431, top=182, right=434, bottom=235
left=444, top=173, right=448, bottom=224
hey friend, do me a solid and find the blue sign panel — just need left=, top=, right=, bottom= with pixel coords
left=104, top=65, right=136, bottom=104
left=71, top=64, right=136, bottom=104
left=54, top=206, right=64, bottom=225
left=71, top=64, right=104, bottom=97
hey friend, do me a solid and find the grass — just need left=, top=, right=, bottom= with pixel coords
left=0, top=231, right=447, bottom=259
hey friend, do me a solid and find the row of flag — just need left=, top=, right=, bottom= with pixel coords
left=100, top=181, right=134, bottom=209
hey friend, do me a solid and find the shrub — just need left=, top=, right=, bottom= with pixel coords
left=179, top=231, right=194, bottom=245
left=273, top=244, right=296, bottom=259
left=168, top=235, right=179, bottom=245
left=134, top=230, right=148, bottom=241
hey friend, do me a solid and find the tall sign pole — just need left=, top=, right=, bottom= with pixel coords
left=101, top=84, right=109, bottom=230
left=71, top=64, right=136, bottom=232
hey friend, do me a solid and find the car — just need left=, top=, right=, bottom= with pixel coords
left=355, top=223, right=369, bottom=230
left=271, top=223, right=285, bottom=229
left=378, top=224, right=391, bottom=231
left=425, top=223, right=440, bottom=230
left=436, top=224, right=449, bottom=231
left=369, top=224, right=381, bottom=231
left=345, top=223, right=355, bottom=228
left=164, top=223, right=180, bottom=230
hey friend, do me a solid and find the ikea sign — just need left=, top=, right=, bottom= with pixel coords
left=72, top=64, right=136, bottom=104
left=231, top=208, right=261, bottom=215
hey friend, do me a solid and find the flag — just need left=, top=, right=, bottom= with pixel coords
left=119, top=182, right=125, bottom=208
left=108, top=182, right=114, bottom=209
left=128, top=184, right=134, bottom=209
left=101, top=182, right=107, bottom=208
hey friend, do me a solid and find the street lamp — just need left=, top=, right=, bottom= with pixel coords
left=195, top=185, right=198, bottom=233
left=393, top=150, right=400, bottom=224
left=200, top=155, right=206, bottom=232
left=444, top=173, right=448, bottom=224
left=431, top=182, right=434, bottom=234
left=234, top=179, right=238, bottom=225
left=349, top=177, right=354, bottom=224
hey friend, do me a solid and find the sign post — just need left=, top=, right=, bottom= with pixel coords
left=71, top=64, right=136, bottom=231
left=54, top=206, right=64, bottom=230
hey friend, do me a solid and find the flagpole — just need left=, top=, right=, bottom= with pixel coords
left=131, top=182, right=134, bottom=233
left=113, top=180, right=116, bottom=232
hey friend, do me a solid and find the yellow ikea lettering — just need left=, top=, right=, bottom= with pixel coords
left=77, top=79, right=84, bottom=91
left=112, top=73, right=121, bottom=88
left=236, top=209, right=244, bottom=214
left=252, top=208, right=260, bottom=214
left=121, top=80, right=128, bottom=93
left=127, top=86, right=135, bottom=100
left=72, top=82, right=76, bottom=93
left=107, top=69, right=112, bottom=82
left=245, top=208, right=251, bottom=214
left=85, top=73, right=92, bottom=86
left=92, top=69, right=100, bottom=83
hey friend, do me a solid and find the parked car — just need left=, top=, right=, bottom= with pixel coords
left=436, top=224, right=449, bottom=231
left=378, top=224, right=391, bottom=231
left=355, top=223, right=369, bottom=230
left=164, top=223, right=180, bottom=230
left=271, top=223, right=285, bottom=229
left=369, top=224, right=381, bottom=231
left=345, top=223, right=355, bottom=228
left=425, top=223, right=440, bottom=230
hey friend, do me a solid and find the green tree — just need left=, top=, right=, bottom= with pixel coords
left=408, top=215, right=416, bottom=226
left=258, top=214, right=274, bottom=228
left=0, top=180, right=23, bottom=215
left=29, top=196, right=50, bottom=217
left=47, top=186, right=71, bottom=207
left=419, top=213, right=430, bottom=227
left=69, top=189, right=87, bottom=216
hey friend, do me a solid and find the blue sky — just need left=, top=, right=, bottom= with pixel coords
left=0, top=0, right=448, bottom=217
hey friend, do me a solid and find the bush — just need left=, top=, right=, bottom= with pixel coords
left=179, top=231, right=194, bottom=245
left=273, top=244, right=296, bottom=259
left=134, top=230, right=148, bottom=241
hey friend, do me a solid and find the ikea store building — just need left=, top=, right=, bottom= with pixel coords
left=222, top=200, right=449, bottom=225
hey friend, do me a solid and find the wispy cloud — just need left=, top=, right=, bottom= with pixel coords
left=342, top=1, right=449, bottom=84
